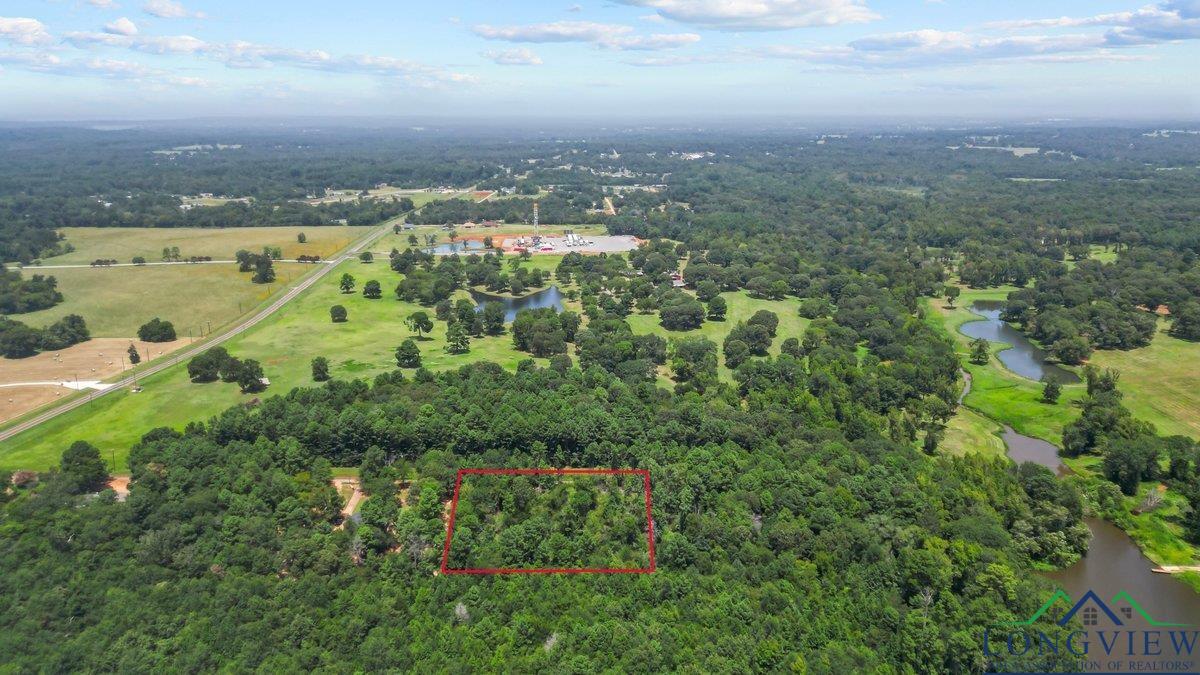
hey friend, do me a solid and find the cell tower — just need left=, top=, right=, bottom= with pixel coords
left=533, top=201, right=540, bottom=237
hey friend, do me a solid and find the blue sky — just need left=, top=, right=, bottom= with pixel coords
left=1, top=0, right=1197, bottom=121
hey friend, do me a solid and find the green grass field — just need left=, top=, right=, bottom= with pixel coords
left=926, top=285, right=1200, bottom=570
left=626, top=291, right=809, bottom=381
left=942, top=405, right=1008, bottom=459
left=0, top=256, right=574, bottom=471
left=14, top=263, right=318, bottom=337
left=924, top=287, right=1086, bottom=446
left=36, top=226, right=373, bottom=265
left=0, top=269, right=803, bottom=471
left=1086, top=321, right=1200, bottom=439
left=1064, top=244, right=1118, bottom=270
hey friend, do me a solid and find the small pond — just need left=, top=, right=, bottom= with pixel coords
left=470, top=286, right=564, bottom=322
left=428, top=240, right=487, bottom=256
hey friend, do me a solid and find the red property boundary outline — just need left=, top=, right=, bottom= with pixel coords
left=439, top=468, right=656, bottom=575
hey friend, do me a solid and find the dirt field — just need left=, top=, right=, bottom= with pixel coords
left=0, top=337, right=188, bottom=423
left=0, top=387, right=66, bottom=425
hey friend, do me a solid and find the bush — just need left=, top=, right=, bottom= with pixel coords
left=330, top=305, right=348, bottom=322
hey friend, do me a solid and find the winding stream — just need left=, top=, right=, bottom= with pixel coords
left=957, top=303, right=1200, bottom=628
left=960, top=300, right=1079, bottom=384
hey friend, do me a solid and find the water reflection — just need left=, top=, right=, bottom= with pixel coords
left=1045, top=518, right=1200, bottom=627
left=960, top=300, right=1080, bottom=383
left=469, top=285, right=564, bottom=322
left=997, top=429, right=1200, bottom=642
left=428, top=240, right=486, bottom=255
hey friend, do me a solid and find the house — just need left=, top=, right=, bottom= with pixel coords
left=482, top=220, right=501, bottom=228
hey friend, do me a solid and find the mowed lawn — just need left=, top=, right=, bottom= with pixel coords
left=14, top=262, right=319, bottom=337
left=1088, top=321, right=1200, bottom=440
left=39, top=225, right=372, bottom=265
left=626, top=291, right=809, bottom=381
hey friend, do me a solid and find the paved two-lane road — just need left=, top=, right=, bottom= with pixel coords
left=0, top=219, right=396, bottom=445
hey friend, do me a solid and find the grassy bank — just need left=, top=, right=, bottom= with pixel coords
left=925, top=286, right=1200, bottom=577
left=924, top=288, right=1085, bottom=446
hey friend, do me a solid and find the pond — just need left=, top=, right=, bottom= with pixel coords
left=1000, top=428, right=1200, bottom=630
left=959, top=300, right=1080, bottom=384
left=427, top=240, right=487, bottom=256
left=469, top=285, right=564, bottom=323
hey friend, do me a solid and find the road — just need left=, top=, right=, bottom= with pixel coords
left=0, top=219, right=395, bottom=445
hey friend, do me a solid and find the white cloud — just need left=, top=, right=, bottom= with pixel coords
left=142, top=0, right=205, bottom=19
left=731, top=1, right=1200, bottom=70
left=472, top=20, right=699, bottom=50
left=0, top=50, right=205, bottom=85
left=757, top=29, right=1135, bottom=69
left=104, top=17, right=139, bottom=36
left=89, top=0, right=121, bottom=8
left=617, top=0, right=879, bottom=31
left=0, top=17, right=54, bottom=45
left=62, top=30, right=474, bottom=86
left=986, top=1, right=1200, bottom=45
left=625, top=51, right=747, bottom=66
left=474, top=21, right=632, bottom=43
left=482, top=47, right=543, bottom=65
left=0, top=51, right=63, bottom=69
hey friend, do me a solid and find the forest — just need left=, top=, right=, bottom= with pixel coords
left=443, top=472, right=652, bottom=571
left=3, top=123, right=1200, bottom=671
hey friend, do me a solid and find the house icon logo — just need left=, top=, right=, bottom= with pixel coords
left=1000, top=588, right=1188, bottom=628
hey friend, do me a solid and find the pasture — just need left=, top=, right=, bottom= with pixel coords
left=39, top=225, right=372, bottom=265
left=625, top=291, right=809, bottom=382
left=14, top=262, right=319, bottom=337
left=1087, top=321, right=1200, bottom=439
left=0, top=337, right=189, bottom=424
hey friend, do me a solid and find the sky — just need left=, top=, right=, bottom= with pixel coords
left=1, top=0, right=1198, bottom=122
